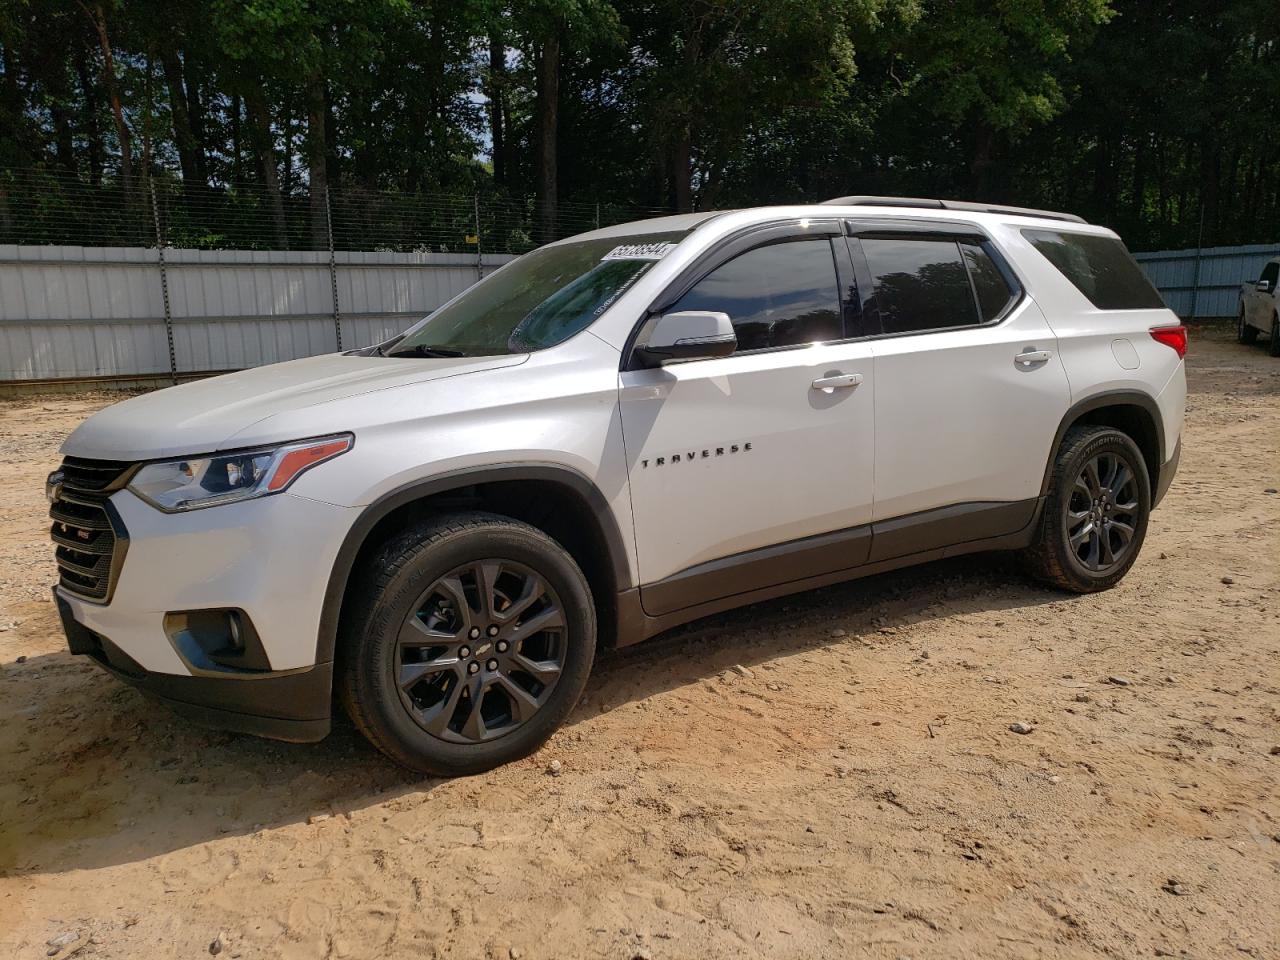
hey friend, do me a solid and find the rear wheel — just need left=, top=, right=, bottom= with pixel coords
left=1025, top=426, right=1151, bottom=593
left=1269, top=314, right=1280, bottom=357
left=339, top=512, right=596, bottom=775
left=1238, top=309, right=1258, bottom=345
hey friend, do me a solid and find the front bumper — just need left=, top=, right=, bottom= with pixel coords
left=51, top=486, right=360, bottom=742
left=56, top=590, right=332, bottom=741
left=57, top=487, right=358, bottom=673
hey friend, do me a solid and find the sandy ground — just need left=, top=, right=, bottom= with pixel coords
left=0, top=323, right=1277, bottom=960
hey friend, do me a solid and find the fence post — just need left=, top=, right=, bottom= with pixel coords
left=1188, top=202, right=1205, bottom=321
left=325, top=186, right=342, bottom=351
left=148, top=178, right=178, bottom=385
left=474, top=194, right=483, bottom=282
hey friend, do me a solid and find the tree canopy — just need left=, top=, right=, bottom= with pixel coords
left=1, top=0, right=1277, bottom=250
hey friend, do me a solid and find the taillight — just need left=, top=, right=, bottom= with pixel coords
left=1149, top=324, right=1187, bottom=359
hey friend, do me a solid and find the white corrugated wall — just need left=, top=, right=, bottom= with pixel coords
left=1134, top=242, right=1280, bottom=319
left=0, top=244, right=514, bottom=381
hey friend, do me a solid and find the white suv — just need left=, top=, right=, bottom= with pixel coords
left=50, top=197, right=1187, bottom=774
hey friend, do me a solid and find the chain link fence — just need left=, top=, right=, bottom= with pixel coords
left=0, top=167, right=674, bottom=254
left=1, top=167, right=682, bottom=387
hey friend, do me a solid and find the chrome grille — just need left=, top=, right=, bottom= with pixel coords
left=50, top=457, right=135, bottom=602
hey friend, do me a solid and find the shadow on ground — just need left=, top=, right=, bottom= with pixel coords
left=0, top=552, right=1062, bottom=877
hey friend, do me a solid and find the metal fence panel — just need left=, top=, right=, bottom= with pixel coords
left=0, top=244, right=514, bottom=381
left=12, top=234, right=1275, bottom=382
left=1135, top=242, right=1280, bottom=318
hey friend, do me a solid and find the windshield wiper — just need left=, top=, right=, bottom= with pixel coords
left=377, top=334, right=407, bottom=356
left=386, top=344, right=466, bottom=358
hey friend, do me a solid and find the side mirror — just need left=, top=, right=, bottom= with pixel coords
left=1257, top=279, right=1274, bottom=293
left=633, top=311, right=737, bottom=367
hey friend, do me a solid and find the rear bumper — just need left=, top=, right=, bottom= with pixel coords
left=56, top=590, right=331, bottom=742
left=1153, top=437, right=1181, bottom=509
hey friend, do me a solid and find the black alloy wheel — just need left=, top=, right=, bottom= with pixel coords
left=395, top=560, right=566, bottom=743
left=1063, top=452, right=1141, bottom=573
left=339, top=512, right=596, bottom=776
left=1025, top=425, right=1151, bottom=593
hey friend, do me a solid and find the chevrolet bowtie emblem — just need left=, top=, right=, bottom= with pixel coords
left=45, top=470, right=64, bottom=503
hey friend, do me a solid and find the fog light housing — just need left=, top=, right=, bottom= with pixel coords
left=164, top=609, right=272, bottom=674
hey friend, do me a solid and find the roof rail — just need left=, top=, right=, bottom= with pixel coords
left=821, top=195, right=1086, bottom=225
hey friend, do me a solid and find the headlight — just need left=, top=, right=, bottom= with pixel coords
left=127, top=434, right=352, bottom=512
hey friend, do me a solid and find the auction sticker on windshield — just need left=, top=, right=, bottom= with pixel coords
left=601, top=242, right=676, bottom=261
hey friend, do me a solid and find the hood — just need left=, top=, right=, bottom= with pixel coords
left=61, top=352, right=527, bottom=461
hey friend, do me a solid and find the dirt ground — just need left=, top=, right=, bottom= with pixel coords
left=1, top=322, right=1277, bottom=960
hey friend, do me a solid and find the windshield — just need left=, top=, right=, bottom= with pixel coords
left=387, top=231, right=687, bottom=357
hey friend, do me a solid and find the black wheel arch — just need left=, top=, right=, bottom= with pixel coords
left=316, top=463, right=633, bottom=666
left=1042, top=391, right=1165, bottom=501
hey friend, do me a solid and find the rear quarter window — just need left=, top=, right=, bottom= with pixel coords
left=1022, top=229, right=1165, bottom=310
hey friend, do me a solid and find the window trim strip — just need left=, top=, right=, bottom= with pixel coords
left=623, top=219, right=845, bottom=370
left=845, top=221, right=1026, bottom=341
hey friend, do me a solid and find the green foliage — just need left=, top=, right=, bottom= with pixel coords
left=892, top=0, right=1112, bottom=131
left=1, top=0, right=1279, bottom=249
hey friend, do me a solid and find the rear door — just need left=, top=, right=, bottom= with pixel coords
left=619, top=221, right=877, bottom=614
left=848, top=222, right=1071, bottom=558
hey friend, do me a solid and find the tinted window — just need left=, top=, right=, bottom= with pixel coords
left=861, top=238, right=978, bottom=334
left=671, top=238, right=842, bottom=352
left=962, top=241, right=1016, bottom=321
left=1260, top=262, right=1278, bottom=285
left=1023, top=230, right=1164, bottom=310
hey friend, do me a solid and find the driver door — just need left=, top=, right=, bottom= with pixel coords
left=618, top=222, right=877, bottom=616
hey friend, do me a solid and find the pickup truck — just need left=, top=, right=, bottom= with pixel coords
left=1239, top=256, right=1280, bottom=355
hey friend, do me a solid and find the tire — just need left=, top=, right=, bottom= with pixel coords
left=338, top=511, right=596, bottom=775
left=1237, top=309, right=1258, bottom=345
left=1024, top=425, right=1151, bottom=593
left=1269, top=314, right=1280, bottom=358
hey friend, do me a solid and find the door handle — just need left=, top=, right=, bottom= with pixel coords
left=811, top=373, right=864, bottom=391
left=1015, top=349, right=1052, bottom=366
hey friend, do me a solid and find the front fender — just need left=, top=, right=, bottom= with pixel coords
left=313, top=462, right=633, bottom=665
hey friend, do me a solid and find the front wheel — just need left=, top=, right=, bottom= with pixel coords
left=338, top=512, right=597, bottom=775
left=1025, top=426, right=1151, bottom=593
left=1238, top=309, right=1258, bottom=345
left=1269, top=314, right=1280, bottom=357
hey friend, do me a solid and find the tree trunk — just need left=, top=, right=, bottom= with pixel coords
left=182, top=52, right=208, bottom=182
left=305, top=71, right=329, bottom=250
left=1199, top=138, right=1221, bottom=246
left=1092, top=132, right=1114, bottom=215
left=0, top=184, right=12, bottom=239
left=79, top=1, right=133, bottom=191
left=1220, top=141, right=1241, bottom=242
left=161, top=49, right=202, bottom=190
left=669, top=24, right=700, bottom=212
left=230, top=92, right=242, bottom=183
left=969, top=121, right=997, bottom=202
left=42, top=58, right=77, bottom=171
left=535, top=34, right=560, bottom=244
left=1130, top=132, right=1147, bottom=224
left=139, top=53, right=154, bottom=181
left=1155, top=135, right=1168, bottom=232
left=487, top=33, right=507, bottom=187
left=281, top=104, right=293, bottom=197
left=671, top=135, right=693, bottom=212
left=0, top=40, right=35, bottom=165
left=245, top=83, right=288, bottom=248
left=73, top=44, right=103, bottom=183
